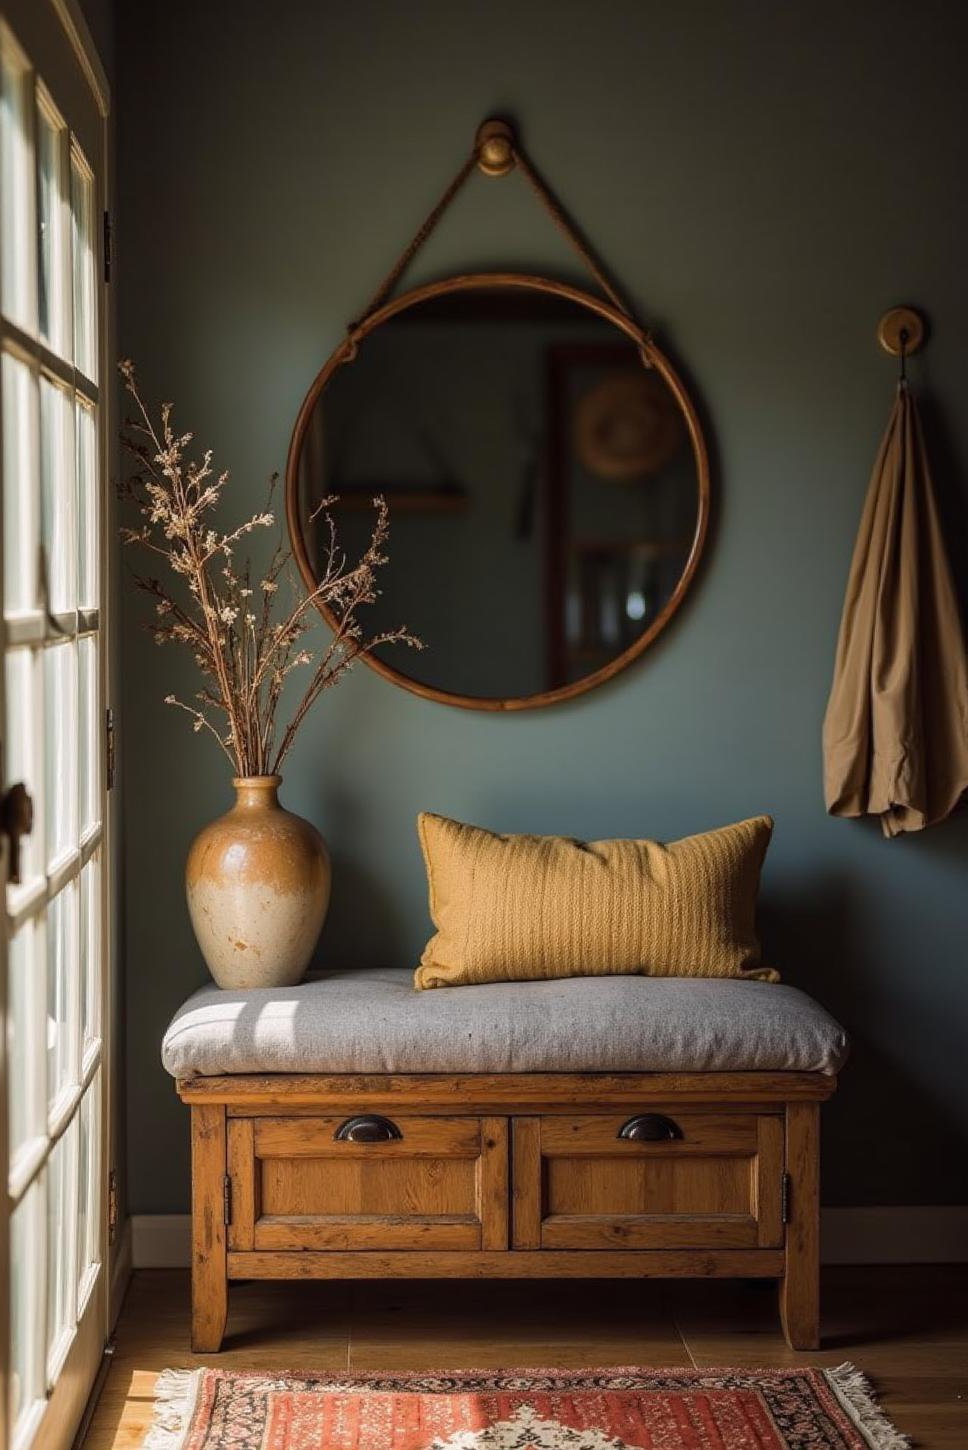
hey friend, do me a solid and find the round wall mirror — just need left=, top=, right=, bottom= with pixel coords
left=286, top=275, right=710, bottom=710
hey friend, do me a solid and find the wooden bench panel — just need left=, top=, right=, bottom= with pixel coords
left=513, top=1112, right=785, bottom=1252
left=228, top=1115, right=508, bottom=1254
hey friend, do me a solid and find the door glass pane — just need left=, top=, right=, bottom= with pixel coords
left=46, top=879, right=78, bottom=1112
left=7, top=924, right=30, bottom=1159
left=8, top=917, right=45, bottom=1164
left=77, top=1074, right=100, bottom=1310
left=10, top=1180, right=45, bottom=1440
left=0, top=42, right=35, bottom=331
left=5, top=645, right=44, bottom=896
left=70, top=150, right=95, bottom=380
left=46, top=1117, right=78, bottom=1379
left=37, top=97, right=69, bottom=356
left=78, top=634, right=98, bottom=834
left=44, top=638, right=77, bottom=864
left=79, top=852, right=100, bottom=1051
left=76, top=397, right=97, bottom=607
left=40, top=375, right=76, bottom=615
left=2, top=351, right=39, bottom=616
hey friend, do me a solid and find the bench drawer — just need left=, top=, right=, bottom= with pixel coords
left=512, top=1112, right=784, bottom=1250
left=227, top=1115, right=508, bottom=1252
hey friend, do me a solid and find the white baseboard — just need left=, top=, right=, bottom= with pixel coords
left=132, top=1213, right=192, bottom=1268
left=131, top=1207, right=968, bottom=1269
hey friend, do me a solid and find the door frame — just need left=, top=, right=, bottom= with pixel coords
left=0, top=5, right=113, bottom=1450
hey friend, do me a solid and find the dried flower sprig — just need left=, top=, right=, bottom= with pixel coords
left=118, top=360, right=422, bottom=776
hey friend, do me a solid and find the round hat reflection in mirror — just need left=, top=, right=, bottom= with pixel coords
left=574, top=370, right=685, bottom=481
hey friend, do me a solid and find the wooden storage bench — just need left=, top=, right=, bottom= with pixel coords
left=165, top=970, right=847, bottom=1353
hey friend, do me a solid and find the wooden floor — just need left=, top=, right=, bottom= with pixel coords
left=85, top=1267, right=968, bottom=1449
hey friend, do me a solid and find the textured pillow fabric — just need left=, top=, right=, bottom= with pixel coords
left=414, top=812, right=778, bottom=990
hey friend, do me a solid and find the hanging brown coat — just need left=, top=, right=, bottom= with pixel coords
left=823, top=384, right=968, bottom=836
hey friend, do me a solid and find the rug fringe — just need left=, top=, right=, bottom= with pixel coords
left=143, top=1369, right=204, bottom=1450
left=824, top=1363, right=912, bottom=1450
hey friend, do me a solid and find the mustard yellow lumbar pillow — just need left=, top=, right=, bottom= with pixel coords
left=414, top=812, right=778, bottom=990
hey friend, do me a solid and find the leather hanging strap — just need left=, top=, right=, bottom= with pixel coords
left=349, top=148, right=480, bottom=335
left=347, top=124, right=647, bottom=352
left=510, top=143, right=633, bottom=323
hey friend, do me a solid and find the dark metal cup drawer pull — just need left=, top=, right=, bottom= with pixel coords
left=334, top=1115, right=403, bottom=1142
left=618, top=1114, right=683, bottom=1142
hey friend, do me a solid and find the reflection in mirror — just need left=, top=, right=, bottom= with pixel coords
left=294, top=285, right=704, bottom=703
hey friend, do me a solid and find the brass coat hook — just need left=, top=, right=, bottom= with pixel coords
left=877, top=305, right=925, bottom=383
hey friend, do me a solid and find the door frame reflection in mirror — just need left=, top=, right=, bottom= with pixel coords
left=285, top=272, right=711, bottom=711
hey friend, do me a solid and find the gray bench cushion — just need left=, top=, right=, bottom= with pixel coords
left=162, top=968, right=848, bottom=1079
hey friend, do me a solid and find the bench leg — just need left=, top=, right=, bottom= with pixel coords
left=191, top=1103, right=228, bottom=1353
left=779, top=1101, right=820, bottom=1350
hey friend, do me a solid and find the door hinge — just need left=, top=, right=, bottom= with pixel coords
left=106, top=707, right=116, bottom=790
left=108, top=1168, right=119, bottom=1245
left=781, top=1171, right=791, bottom=1225
left=223, top=1174, right=232, bottom=1226
left=103, top=210, right=112, bottom=283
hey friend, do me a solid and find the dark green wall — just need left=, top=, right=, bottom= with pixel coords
left=117, top=0, right=968, bottom=1213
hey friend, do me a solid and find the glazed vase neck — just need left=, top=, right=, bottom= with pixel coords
left=232, top=775, right=282, bottom=810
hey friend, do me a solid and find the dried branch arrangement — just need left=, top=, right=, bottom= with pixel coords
left=119, top=361, right=421, bottom=777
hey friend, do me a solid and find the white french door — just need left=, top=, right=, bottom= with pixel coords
left=0, top=6, right=110, bottom=1450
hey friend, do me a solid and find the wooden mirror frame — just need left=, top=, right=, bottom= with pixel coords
left=285, top=272, right=711, bottom=711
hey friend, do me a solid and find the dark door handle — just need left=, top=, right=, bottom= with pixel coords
left=1, top=782, right=34, bottom=885
left=334, top=1115, right=402, bottom=1142
left=618, top=1114, right=683, bottom=1142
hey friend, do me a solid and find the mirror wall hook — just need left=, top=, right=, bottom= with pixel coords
left=476, top=119, right=516, bottom=177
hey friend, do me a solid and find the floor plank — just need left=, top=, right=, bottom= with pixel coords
left=347, top=1278, right=692, bottom=1369
left=670, top=1267, right=968, bottom=1445
left=82, top=1267, right=968, bottom=1450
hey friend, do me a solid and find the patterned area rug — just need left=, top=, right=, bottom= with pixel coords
left=145, top=1366, right=910, bottom=1450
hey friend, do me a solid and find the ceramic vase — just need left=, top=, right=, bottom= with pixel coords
left=186, top=775, right=330, bottom=989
